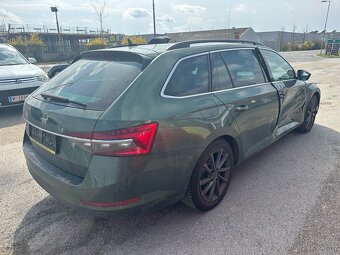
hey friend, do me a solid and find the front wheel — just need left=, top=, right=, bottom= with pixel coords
left=296, top=95, right=319, bottom=133
left=182, top=139, right=234, bottom=211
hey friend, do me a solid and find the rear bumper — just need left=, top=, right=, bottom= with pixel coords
left=23, top=135, right=189, bottom=217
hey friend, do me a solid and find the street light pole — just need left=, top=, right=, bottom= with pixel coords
left=320, top=0, right=331, bottom=55
left=50, top=7, right=60, bottom=34
left=152, top=0, right=156, bottom=37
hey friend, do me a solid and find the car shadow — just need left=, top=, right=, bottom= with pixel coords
left=12, top=124, right=340, bottom=255
left=0, top=106, right=25, bottom=128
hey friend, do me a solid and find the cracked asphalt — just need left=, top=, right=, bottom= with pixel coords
left=0, top=52, right=339, bottom=255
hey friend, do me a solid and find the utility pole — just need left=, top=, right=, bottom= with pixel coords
left=153, top=0, right=156, bottom=37
left=50, top=7, right=60, bottom=34
left=320, top=0, right=331, bottom=55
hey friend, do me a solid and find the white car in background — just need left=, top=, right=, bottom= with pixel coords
left=0, top=43, right=49, bottom=108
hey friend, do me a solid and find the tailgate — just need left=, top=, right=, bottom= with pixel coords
left=23, top=96, right=102, bottom=178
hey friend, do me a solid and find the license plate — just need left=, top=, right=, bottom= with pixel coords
left=8, top=94, right=29, bottom=103
left=29, top=125, right=57, bottom=154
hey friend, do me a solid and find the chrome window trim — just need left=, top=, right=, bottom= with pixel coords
left=160, top=47, right=276, bottom=99
left=24, top=118, right=132, bottom=144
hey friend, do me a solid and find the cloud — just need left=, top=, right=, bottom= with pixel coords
left=172, top=3, right=206, bottom=16
left=233, top=3, right=246, bottom=12
left=156, top=15, right=175, bottom=23
left=0, top=9, right=22, bottom=24
left=123, top=8, right=151, bottom=19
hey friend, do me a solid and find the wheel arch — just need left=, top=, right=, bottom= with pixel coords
left=219, top=135, right=240, bottom=166
left=313, top=91, right=320, bottom=104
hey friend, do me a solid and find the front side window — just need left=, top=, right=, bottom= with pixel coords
left=220, top=49, right=266, bottom=88
left=261, top=50, right=295, bottom=81
left=164, top=55, right=209, bottom=97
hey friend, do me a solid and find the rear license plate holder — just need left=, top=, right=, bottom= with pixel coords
left=29, top=125, right=58, bottom=154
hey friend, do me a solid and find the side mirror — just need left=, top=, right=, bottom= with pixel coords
left=297, top=70, right=311, bottom=81
left=28, top=57, right=37, bottom=64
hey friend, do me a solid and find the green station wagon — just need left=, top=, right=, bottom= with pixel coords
left=23, top=40, right=320, bottom=216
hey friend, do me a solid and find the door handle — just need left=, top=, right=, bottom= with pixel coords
left=279, top=92, right=285, bottom=100
left=235, top=105, right=249, bottom=112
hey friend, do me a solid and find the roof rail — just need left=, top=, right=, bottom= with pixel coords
left=167, top=39, right=263, bottom=50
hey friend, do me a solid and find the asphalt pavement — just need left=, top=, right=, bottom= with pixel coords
left=1, top=53, right=339, bottom=255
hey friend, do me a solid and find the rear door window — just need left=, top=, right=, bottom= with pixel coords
left=164, top=54, right=209, bottom=97
left=211, top=53, right=233, bottom=91
left=37, top=59, right=142, bottom=110
left=220, top=49, right=266, bottom=88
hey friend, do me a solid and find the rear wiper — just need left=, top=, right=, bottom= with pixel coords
left=40, top=93, right=87, bottom=108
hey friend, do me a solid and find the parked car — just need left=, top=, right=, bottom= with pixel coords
left=47, top=63, right=70, bottom=78
left=22, top=39, right=320, bottom=216
left=0, top=43, right=49, bottom=108
left=47, top=55, right=81, bottom=78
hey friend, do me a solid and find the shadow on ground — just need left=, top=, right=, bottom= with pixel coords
left=12, top=124, right=340, bottom=255
left=0, top=106, right=24, bottom=128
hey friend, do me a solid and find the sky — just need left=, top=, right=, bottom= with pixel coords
left=0, top=0, right=339, bottom=35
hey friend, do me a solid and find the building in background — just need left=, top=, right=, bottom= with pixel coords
left=137, top=27, right=259, bottom=44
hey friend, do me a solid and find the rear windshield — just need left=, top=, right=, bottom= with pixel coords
left=37, top=58, right=142, bottom=110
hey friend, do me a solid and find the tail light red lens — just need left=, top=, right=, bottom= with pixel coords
left=68, top=122, right=158, bottom=157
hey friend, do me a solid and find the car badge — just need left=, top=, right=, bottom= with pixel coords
left=16, top=79, right=22, bottom=84
left=41, top=114, right=49, bottom=125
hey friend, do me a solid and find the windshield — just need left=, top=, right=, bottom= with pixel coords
left=0, top=45, right=28, bottom=66
left=36, top=58, right=142, bottom=110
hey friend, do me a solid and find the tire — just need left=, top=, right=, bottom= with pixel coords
left=296, top=95, right=319, bottom=133
left=182, top=139, right=234, bottom=211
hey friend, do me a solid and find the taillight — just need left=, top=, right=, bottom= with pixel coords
left=68, top=123, right=158, bottom=157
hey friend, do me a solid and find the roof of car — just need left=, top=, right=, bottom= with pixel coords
left=0, top=43, right=15, bottom=50
left=91, top=41, right=269, bottom=60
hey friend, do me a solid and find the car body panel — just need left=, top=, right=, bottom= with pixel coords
left=22, top=42, right=321, bottom=216
left=214, top=83, right=280, bottom=159
left=23, top=96, right=103, bottom=177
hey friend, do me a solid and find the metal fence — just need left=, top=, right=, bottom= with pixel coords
left=7, top=24, right=112, bottom=35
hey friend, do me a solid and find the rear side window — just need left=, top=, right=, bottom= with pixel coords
left=211, top=53, right=233, bottom=91
left=220, top=49, right=266, bottom=88
left=164, top=55, right=209, bottom=97
left=261, top=50, right=295, bottom=81
left=37, top=59, right=142, bottom=110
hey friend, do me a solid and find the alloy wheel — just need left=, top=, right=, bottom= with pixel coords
left=306, top=97, right=318, bottom=130
left=199, top=148, right=231, bottom=202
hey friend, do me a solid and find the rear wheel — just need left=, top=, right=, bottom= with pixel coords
left=296, top=95, right=319, bottom=133
left=183, top=139, right=233, bottom=211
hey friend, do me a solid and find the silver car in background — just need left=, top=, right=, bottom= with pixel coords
left=0, top=44, right=48, bottom=108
